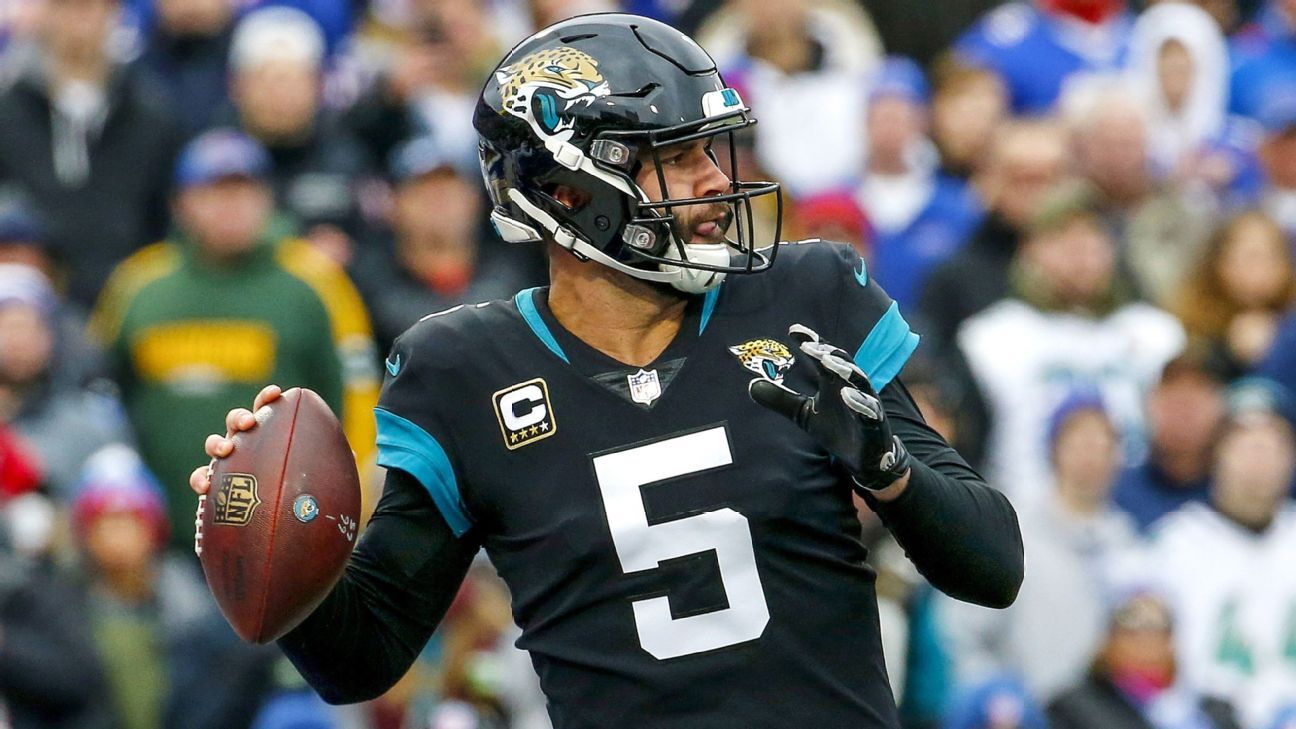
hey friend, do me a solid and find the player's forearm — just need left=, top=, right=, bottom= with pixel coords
left=865, top=380, right=1024, bottom=608
left=278, top=468, right=478, bottom=703
left=869, top=459, right=1023, bottom=608
left=278, top=569, right=423, bottom=703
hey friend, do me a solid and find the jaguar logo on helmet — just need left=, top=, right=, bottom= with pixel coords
left=496, top=47, right=611, bottom=136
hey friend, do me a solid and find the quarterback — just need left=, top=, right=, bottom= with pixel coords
left=193, top=14, right=1023, bottom=728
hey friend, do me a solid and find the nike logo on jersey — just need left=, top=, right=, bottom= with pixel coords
left=854, top=257, right=869, bottom=287
left=385, top=354, right=401, bottom=377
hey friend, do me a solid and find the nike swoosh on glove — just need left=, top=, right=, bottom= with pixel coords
left=747, top=324, right=911, bottom=493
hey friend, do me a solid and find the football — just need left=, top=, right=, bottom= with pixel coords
left=197, top=387, right=361, bottom=644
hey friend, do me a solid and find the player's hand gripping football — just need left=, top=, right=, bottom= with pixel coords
left=748, top=325, right=911, bottom=494
left=188, top=383, right=283, bottom=496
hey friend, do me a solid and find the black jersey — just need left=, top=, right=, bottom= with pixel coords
left=372, top=241, right=921, bottom=727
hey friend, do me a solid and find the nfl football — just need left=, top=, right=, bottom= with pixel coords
left=197, top=387, right=361, bottom=643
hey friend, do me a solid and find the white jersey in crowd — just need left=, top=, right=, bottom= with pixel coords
left=1147, top=502, right=1296, bottom=729
left=940, top=495, right=1141, bottom=702
left=958, top=299, right=1185, bottom=504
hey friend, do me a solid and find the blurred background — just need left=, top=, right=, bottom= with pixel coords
left=1, top=0, right=1296, bottom=727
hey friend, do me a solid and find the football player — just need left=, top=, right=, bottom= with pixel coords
left=192, top=14, right=1024, bottom=728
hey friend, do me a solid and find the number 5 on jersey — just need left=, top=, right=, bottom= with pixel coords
left=593, top=426, right=770, bottom=660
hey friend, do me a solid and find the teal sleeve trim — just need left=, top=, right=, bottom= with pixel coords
left=514, top=288, right=569, bottom=363
left=853, top=301, right=920, bottom=391
left=699, top=285, right=722, bottom=334
left=374, top=407, right=472, bottom=537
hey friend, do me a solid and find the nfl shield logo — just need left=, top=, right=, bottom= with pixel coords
left=628, top=368, right=662, bottom=405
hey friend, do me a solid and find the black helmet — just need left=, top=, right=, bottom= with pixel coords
left=474, top=13, right=782, bottom=294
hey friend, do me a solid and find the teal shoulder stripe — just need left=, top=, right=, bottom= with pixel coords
left=871, top=330, right=920, bottom=391
left=374, top=408, right=472, bottom=537
left=699, top=285, right=722, bottom=334
left=853, top=301, right=920, bottom=391
left=515, top=288, right=569, bottom=363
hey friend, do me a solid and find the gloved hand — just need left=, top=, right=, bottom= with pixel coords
left=748, top=324, right=911, bottom=493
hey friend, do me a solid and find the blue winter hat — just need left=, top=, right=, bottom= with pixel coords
left=944, top=674, right=1048, bottom=729
left=0, top=199, right=46, bottom=245
left=1105, top=585, right=1173, bottom=632
left=173, top=129, right=272, bottom=190
left=869, top=57, right=930, bottom=105
left=1046, top=387, right=1110, bottom=452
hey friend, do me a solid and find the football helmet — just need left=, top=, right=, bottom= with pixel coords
left=473, top=14, right=782, bottom=294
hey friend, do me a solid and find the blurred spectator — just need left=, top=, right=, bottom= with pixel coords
left=0, top=516, right=112, bottom=729
left=786, top=191, right=871, bottom=252
left=918, top=119, right=1071, bottom=354
left=917, top=119, right=1071, bottom=470
left=853, top=57, right=985, bottom=311
left=0, top=195, right=112, bottom=386
left=90, top=129, right=378, bottom=550
left=955, top=0, right=1133, bottom=114
left=943, top=674, right=1049, bottom=729
left=350, top=137, right=530, bottom=354
left=1257, top=309, right=1296, bottom=396
left=1230, top=0, right=1296, bottom=121
left=1252, top=92, right=1296, bottom=237
left=0, top=264, right=128, bottom=499
left=524, top=0, right=618, bottom=29
left=71, top=444, right=277, bottom=729
left=227, top=6, right=371, bottom=261
left=1172, top=210, right=1296, bottom=380
left=942, top=393, right=1138, bottom=701
left=0, top=0, right=44, bottom=61
left=697, top=0, right=882, bottom=195
left=0, top=0, right=181, bottom=307
left=343, top=0, right=503, bottom=174
left=1063, top=79, right=1215, bottom=306
left=1047, top=590, right=1242, bottom=729
left=0, top=192, right=59, bottom=283
left=1113, top=353, right=1226, bottom=533
left=1145, top=378, right=1296, bottom=728
left=958, top=182, right=1184, bottom=501
left=930, top=55, right=1010, bottom=180
left=1127, top=2, right=1263, bottom=203
left=136, top=0, right=235, bottom=139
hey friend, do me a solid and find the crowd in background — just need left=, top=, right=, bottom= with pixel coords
left=1, top=0, right=1295, bottom=727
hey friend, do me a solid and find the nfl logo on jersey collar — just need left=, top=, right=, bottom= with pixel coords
left=627, top=369, right=662, bottom=405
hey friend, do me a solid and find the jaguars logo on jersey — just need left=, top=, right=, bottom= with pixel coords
left=495, top=47, right=610, bottom=134
left=729, top=339, right=795, bottom=384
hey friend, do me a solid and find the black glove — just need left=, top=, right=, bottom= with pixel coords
left=748, top=324, right=911, bottom=493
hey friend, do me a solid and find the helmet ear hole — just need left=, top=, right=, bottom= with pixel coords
left=548, top=184, right=592, bottom=211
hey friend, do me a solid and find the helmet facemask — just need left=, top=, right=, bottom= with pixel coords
left=483, top=87, right=782, bottom=295
left=605, top=105, right=784, bottom=294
